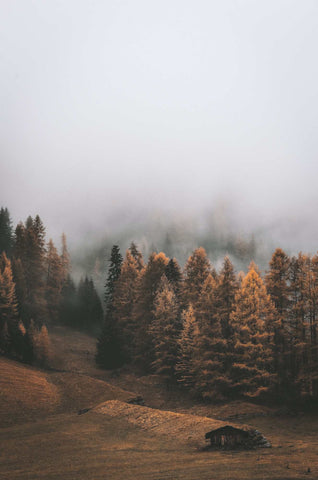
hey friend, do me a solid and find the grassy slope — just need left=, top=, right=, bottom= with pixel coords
left=1, top=326, right=318, bottom=479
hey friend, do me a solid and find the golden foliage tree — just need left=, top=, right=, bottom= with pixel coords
left=229, top=263, right=277, bottom=398
left=182, top=247, right=211, bottom=311
left=175, top=304, right=198, bottom=390
left=191, top=274, right=228, bottom=400
left=150, top=275, right=179, bottom=379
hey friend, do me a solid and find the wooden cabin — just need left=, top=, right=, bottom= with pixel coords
left=205, top=425, right=250, bottom=448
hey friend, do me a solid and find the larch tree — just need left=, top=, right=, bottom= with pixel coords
left=150, top=275, right=179, bottom=380
left=182, top=247, right=211, bottom=312
left=175, top=304, right=198, bottom=391
left=192, top=273, right=227, bottom=400
left=229, top=263, right=277, bottom=399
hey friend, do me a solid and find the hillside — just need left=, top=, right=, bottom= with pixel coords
left=1, top=326, right=318, bottom=480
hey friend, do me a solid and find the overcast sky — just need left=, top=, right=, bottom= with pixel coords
left=1, top=1, right=318, bottom=250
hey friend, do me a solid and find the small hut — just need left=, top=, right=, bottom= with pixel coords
left=205, top=425, right=271, bottom=449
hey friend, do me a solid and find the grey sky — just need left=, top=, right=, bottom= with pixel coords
left=1, top=0, right=318, bottom=251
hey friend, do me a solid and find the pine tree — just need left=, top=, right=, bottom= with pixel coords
left=175, top=305, right=198, bottom=390
left=77, top=277, right=103, bottom=332
left=192, top=274, right=227, bottom=400
left=182, top=247, right=211, bottom=311
left=104, top=245, right=123, bottom=309
left=112, top=250, right=140, bottom=363
left=150, top=276, right=179, bottom=380
left=58, top=274, right=77, bottom=327
left=229, top=263, right=277, bottom=399
left=0, top=207, right=13, bottom=257
left=96, top=245, right=123, bottom=368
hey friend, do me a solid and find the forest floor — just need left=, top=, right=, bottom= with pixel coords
left=1, top=325, right=318, bottom=479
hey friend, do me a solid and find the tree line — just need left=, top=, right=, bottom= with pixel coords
left=97, top=244, right=318, bottom=403
left=0, top=207, right=103, bottom=366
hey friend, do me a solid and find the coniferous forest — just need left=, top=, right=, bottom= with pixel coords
left=1, top=206, right=318, bottom=405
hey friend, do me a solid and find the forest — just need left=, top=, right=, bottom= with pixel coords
left=1, top=206, right=317, bottom=405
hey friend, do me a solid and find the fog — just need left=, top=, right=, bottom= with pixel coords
left=1, top=1, right=318, bottom=273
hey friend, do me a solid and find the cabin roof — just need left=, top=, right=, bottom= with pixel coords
left=205, top=425, right=249, bottom=439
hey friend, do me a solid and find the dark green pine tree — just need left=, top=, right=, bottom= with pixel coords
left=96, top=245, right=123, bottom=369
left=0, top=207, right=13, bottom=257
left=58, top=274, right=77, bottom=327
left=77, top=276, right=103, bottom=332
left=104, top=245, right=123, bottom=310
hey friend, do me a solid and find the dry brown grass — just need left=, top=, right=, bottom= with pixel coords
left=1, top=326, right=318, bottom=479
left=0, top=357, right=60, bottom=426
left=94, top=399, right=232, bottom=447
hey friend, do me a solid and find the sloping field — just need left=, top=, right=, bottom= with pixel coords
left=49, top=372, right=135, bottom=413
left=0, top=356, right=137, bottom=426
left=0, top=357, right=60, bottom=426
left=94, top=399, right=244, bottom=447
